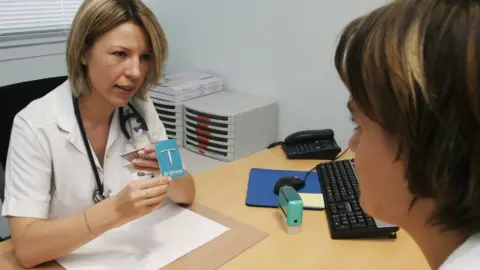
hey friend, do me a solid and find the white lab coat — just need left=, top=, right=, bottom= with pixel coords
left=1, top=80, right=168, bottom=220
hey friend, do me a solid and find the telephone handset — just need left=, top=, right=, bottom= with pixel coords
left=281, top=129, right=341, bottom=160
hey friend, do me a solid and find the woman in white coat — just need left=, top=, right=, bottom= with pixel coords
left=1, top=0, right=195, bottom=268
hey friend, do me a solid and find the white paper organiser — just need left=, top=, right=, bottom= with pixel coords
left=149, top=97, right=184, bottom=147
left=182, top=91, right=278, bottom=161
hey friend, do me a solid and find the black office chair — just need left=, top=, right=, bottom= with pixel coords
left=0, top=164, right=7, bottom=242
left=0, top=76, right=67, bottom=242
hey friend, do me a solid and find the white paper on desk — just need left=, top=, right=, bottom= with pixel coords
left=56, top=203, right=230, bottom=270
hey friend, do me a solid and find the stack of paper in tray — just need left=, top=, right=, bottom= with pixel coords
left=148, top=72, right=224, bottom=103
left=148, top=72, right=225, bottom=147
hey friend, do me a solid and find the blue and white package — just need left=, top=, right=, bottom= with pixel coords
left=154, top=139, right=185, bottom=179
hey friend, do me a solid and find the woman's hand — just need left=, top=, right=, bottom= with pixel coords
left=131, top=143, right=195, bottom=206
left=132, top=144, right=160, bottom=174
left=112, top=175, right=172, bottom=227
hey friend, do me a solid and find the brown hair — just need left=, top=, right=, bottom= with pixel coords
left=66, top=0, right=168, bottom=99
left=335, top=0, right=480, bottom=234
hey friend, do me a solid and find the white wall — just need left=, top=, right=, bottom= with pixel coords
left=0, top=49, right=67, bottom=87
left=0, top=0, right=389, bottom=147
left=150, top=0, right=388, bottom=147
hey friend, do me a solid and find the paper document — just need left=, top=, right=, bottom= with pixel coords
left=57, top=203, right=230, bottom=270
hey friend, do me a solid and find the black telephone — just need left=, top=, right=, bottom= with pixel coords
left=279, top=129, right=341, bottom=160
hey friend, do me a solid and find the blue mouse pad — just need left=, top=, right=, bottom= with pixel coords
left=245, top=168, right=322, bottom=209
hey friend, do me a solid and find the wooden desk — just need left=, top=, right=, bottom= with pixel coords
left=0, top=147, right=429, bottom=269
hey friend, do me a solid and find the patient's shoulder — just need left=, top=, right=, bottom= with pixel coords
left=440, top=233, right=480, bottom=270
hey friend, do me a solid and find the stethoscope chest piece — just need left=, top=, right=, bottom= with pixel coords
left=92, top=190, right=110, bottom=204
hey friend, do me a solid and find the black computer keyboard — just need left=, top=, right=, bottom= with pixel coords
left=316, top=159, right=399, bottom=239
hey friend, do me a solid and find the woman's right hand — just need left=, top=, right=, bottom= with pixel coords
left=112, top=175, right=172, bottom=227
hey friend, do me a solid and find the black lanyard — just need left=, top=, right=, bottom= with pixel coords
left=72, top=96, right=149, bottom=203
left=72, top=96, right=108, bottom=203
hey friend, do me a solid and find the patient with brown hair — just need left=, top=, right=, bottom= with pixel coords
left=335, top=0, right=480, bottom=269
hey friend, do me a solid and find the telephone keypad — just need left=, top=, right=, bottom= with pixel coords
left=295, top=141, right=336, bottom=153
left=296, top=143, right=315, bottom=152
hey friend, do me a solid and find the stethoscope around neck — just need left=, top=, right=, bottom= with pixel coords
left=72, top=95, right=151, bottom=203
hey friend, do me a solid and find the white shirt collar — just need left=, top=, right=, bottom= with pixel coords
left=51, top=80, right=121, bottom=158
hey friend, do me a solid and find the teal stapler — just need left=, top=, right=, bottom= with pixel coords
left=278, top=186, right=303, bottom=234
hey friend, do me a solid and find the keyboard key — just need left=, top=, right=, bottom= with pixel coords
left=335, top=224, right=351, bottom=231
left=366, top=217, right=376, bottom=227
left=352, top=223, right=366, bottom=229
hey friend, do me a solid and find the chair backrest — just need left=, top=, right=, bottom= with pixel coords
left=0, top=76, right=67, bottom=202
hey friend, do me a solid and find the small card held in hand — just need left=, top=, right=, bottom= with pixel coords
left=121, top=149, right=142, bottom=162
left=121, top=148, right=152, bottom=170
left=154, top=139, right=185, bottom=179
left=120, top=147, right=155, bottom=162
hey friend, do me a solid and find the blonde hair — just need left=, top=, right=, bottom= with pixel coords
left=66, top=0, right=168, bottom=99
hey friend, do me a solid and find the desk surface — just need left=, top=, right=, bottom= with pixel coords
left=0, top=147, right=429, bottom=270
